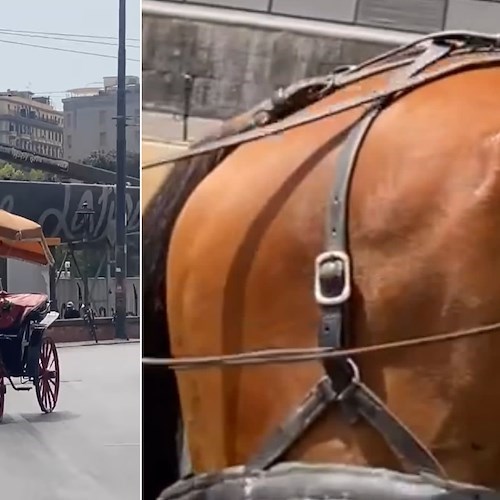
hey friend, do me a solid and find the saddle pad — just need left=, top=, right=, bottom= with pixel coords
left=158, top=463, right=500, bottom=500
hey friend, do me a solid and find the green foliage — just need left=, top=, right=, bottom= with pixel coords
left=82, top=150, right=139, bottom=178
left=0, top=162, right=52, bottom=181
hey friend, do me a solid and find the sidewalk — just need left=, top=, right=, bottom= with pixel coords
left=56, top=338, right=140, bottom=349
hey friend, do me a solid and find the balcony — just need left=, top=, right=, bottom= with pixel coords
left=0, top=112, right=63, bottom=132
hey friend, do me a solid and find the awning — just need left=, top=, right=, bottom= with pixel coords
left=0, top=210, right=54, bottom=266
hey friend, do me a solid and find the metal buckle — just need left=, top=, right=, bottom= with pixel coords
left=314, top=250, right=352, bottom=306
left=336, top=358, right=361, bottom=402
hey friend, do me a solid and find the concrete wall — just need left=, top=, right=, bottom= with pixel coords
left=48, top=316, right=139, bottom=343
left=56, top=277, right=140, bottom=316
left=144, top=1, right=500, bottom=121
left=143, top=16, right=395, bottom=120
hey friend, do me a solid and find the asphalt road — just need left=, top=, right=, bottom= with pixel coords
left=0, top=342, right=139, bottom=500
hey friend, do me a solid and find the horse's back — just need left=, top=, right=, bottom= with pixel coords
left=167, top=59, right=500, bottom=484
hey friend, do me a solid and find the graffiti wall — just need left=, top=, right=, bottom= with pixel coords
left=0, top=181, right=139, bottom=243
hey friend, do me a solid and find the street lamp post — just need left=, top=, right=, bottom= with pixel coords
left=115, top=0, right=128, bottom=339
left=75, top=201, right=95, bottom=308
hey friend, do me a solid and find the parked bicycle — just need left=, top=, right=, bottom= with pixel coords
left=81, top=304, right=98, bottom=344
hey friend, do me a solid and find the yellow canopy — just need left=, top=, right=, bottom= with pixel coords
left=0, top=210, right=54, bottom=266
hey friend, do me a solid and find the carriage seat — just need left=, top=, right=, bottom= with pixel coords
left=0, top=292, right=48, bottom=335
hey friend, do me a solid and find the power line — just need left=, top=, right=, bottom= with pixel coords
left=0, top=31, right=139, bottom=48
left=31, top=91, right=87, bottom=95
left=0, top=38, right=139, bottom=62
left=31, top=87, right=139, bottom=96
left=0, top=28, right=139, bottom=41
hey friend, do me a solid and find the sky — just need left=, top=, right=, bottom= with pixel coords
left=0, top=0, right=140, bottom=110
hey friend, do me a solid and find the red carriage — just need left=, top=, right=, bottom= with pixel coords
left=0, top=210, right=60, bottom=421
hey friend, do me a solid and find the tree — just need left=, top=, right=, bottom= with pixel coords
left=82, top=150, right=139, bottom=179
left=0, top=162, right=54, bottom=181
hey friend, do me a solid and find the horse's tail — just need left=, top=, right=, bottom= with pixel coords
left=142, top=160, right=218, bottom=498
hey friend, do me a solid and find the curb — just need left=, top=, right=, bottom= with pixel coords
left=56, top=338, right=140, bottom=348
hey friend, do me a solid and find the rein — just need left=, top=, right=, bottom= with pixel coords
left=143, top=319, right=500, bottom=370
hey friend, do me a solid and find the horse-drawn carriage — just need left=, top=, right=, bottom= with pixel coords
left=0, top=210, right=60, bottom=421
left=143, top=29, right=500, bottom=499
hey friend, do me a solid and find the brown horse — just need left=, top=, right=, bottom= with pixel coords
left=143, top=32, right=500, bottom=497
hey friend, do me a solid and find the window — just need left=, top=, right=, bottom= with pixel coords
left=99, top=132, right=107, bottom=149
left=66, top=135, right=72, bottom=149
left=99, top=110, right=106, bottom=125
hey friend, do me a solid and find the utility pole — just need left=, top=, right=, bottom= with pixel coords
left=115, top=0, right=127, bottom=339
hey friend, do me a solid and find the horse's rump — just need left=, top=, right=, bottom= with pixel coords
left=145, top=32, right=500, bottom=494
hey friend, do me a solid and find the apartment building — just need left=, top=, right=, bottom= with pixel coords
left=0, top=91, right=64, bottom=159
left=62, top=76, right=140, bottom=162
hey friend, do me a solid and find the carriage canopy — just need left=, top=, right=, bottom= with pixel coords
left=0, top=210, right=54, bottom=266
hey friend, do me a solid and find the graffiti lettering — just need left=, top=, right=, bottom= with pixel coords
left=0, top=181, right=139, bottom=243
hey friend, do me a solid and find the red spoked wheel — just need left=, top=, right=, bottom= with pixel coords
left=35, top=337, right=60, bottom=413
left=0, top=376, right=5, bottom=422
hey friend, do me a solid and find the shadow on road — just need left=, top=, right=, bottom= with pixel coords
left=1, top=410, right=80, bottom=425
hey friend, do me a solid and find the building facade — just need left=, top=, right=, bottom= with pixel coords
left=62, top=77, right=140, bottom=162
left=0, top=91, right=64, bottom=158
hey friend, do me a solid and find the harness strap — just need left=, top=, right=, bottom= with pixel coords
left=316, top=48, right=444, bottom=475
left=344, top=381, right=446, bottom=475
left=316, top=107, right=382, bottom=424
left=246, top=375, right=445, bottom=476
left=249, top=39, right=466, bottom=476
left=247, top=377, right=336, bottom=469
left=248, top=103, right=444, bottom=476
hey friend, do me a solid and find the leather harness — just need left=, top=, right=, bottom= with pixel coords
left=247, top=34, right=500, bottom=476
left=144, top=31, right=500, bottom=479
left=248, top=41, right=455, bottom=477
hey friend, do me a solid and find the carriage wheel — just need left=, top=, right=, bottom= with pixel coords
left=0, top=377, right=5, bottom=422
left=35, top=337, right=60, bottom=413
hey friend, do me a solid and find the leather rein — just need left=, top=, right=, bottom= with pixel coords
left=143, top=319, right=500, bottom=370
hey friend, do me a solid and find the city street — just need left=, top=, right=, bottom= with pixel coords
left=0, top=342, right=139, bottom=500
